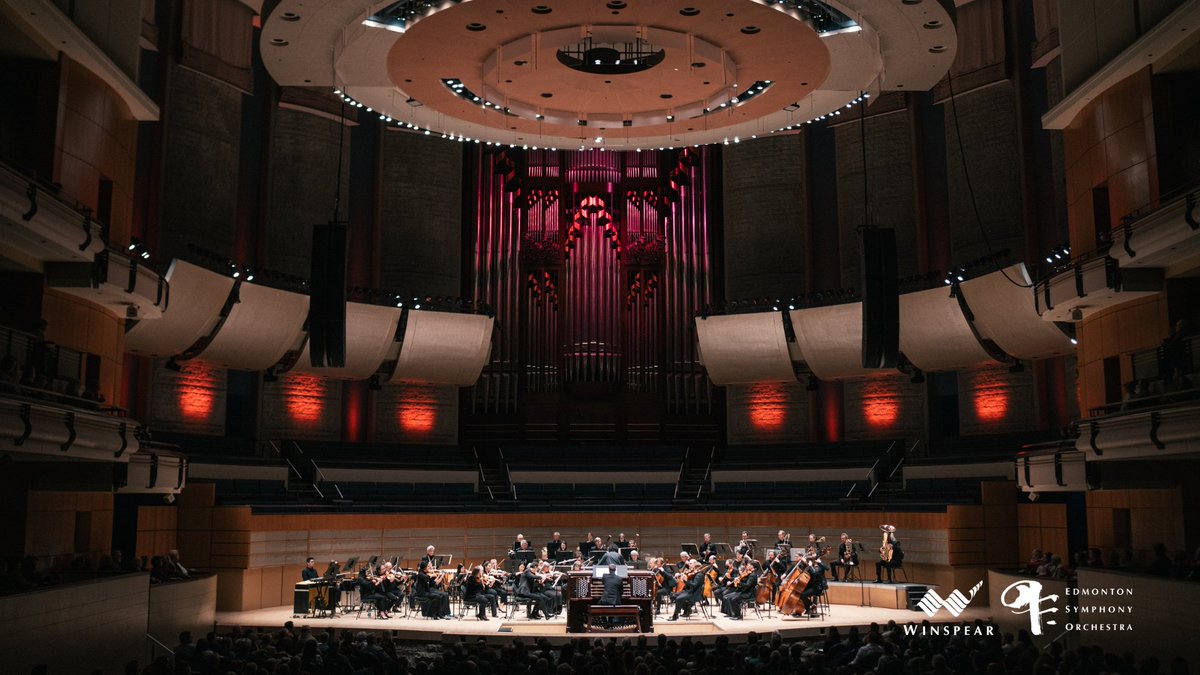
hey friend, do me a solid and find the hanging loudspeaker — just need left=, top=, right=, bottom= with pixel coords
left=308, top=222, right=348, bottom=368
left=860, top=228, right=899, bottom=369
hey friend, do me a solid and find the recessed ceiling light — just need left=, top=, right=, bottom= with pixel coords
left=680, top=7, right=700, bottom=16
left=923, top=20, right=942, bottom=28
left=741, top=26, right=761, bottom=34
left=531, top=6, right=552, bottom=14
left=466, top=23, right=486, bottom=31
left=269, top=38, right=288, bottom=46
left=280, top=12, right=300, bottom=21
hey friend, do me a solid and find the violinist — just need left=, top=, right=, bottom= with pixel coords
left=463, top=566, right=490, bottom=621
left=698, top=533, right=718, bottom=560
left=713, top=558, right=736, bottom=605
left=419, top=545, right=438, bottom=571
left=775, top=530, right=792, bottom=566
left=516, top=562, right=553, bottom=619
left=537, top=561, right=564, bottom=615
left=651, top=558, right=676, bottom=613
left=414, top=561, right=452, bottom=619
left=481, top=560, right=504, bottom=616
left=668, top=559, right=705, bottom=621
left=675, top=550, right=692, bottom=571
left=720, top=561, right=759, bottom=620
left=357, top=563, right=388, bottom=618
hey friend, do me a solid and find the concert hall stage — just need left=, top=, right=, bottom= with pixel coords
left=217, top=597, right=992, bottom=645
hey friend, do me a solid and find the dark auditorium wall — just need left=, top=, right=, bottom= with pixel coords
left=264, top=109, right=352, bottom=279
left=721, top=135, right=809, bottom=444
left=721, top=134, right=807, bottom=300
left=842, top=375, right=926, bottom=442
left=159, top=67, right=242, bottom=262
left=375, top=383, right=458, bottom=445
left=147, top=359, right=228, bottom=436
left=259, top=373, right=343, bottom=442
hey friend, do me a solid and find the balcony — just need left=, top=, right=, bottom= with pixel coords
left=45, top=249, right=169, bottom=320
left=1034, top=254, right=1162, bottom=322
left=0, top=162, right=104, bottom=267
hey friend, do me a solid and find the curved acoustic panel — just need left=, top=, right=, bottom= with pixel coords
left=390, top=310, right=494, bottom=386
left=124, top=260, right=233, bottom=357
left=959, top=264, right=1074, bottom=360
left=195, top=283, right=308, bottom=371
left=899, top=285, right=997, bottom=372
left=694, top=312, right=795, bottom=385
left=790, top=303, right=880, bottom=380
left=292, top=302, right=401, bottom=379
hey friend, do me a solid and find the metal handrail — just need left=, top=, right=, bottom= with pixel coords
left=146, top=632, right=175, bottom=658
left=696, top=446, right=715, bottom=499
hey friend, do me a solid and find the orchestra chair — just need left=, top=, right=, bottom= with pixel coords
left=737, top=595, right=763, bottom=621
left=842, top=562, right=860, bottom=582
left=458, top=592, right=488, bottom=621
left=355, top=595, right=382, bottom=620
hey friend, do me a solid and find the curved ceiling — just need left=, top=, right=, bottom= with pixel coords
left=260, top=0, right=957, bottom=148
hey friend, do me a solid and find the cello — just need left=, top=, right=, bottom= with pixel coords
left=774, top=556, right=813, bottom=616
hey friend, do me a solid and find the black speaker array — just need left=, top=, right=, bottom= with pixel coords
left=860, top=228, right=899, bottom=369
left=308, top=222, right=348, bottom=368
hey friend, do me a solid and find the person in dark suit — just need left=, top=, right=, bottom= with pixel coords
left=875, top=534, right=904, bottom=583
left=599, top=564, right=623, bottom=605
left=720, top=562, right=758, bottom=619
left=516, top=563, right=554, bottom=619
left=301, top=557, right=319, bottom=581
left=357, top=566, right=388, bottom=618
left=414, top=562, right=451, bottom=619
left=668, top=560, right=705, bottom=621
left=578, top=532, right=595, bottom=560
left=651, top=558, right=675, bottom=613
left=599, top=544, right=624, bottom=567
left=698, top=533, right=718, bottom=560
left=831, top=533, right=860, bottom=581
left=546, top=532, right=565, bottom=558
left=627, top=550, right=646, bottom=569
left=463, top=566, right=489, bottom=620
left=801, top=552, right=829, bottom=617
left=419, top=545, right=438, bottom=571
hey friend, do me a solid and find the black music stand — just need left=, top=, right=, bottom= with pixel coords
left=680, top=543, right=699, bottom=557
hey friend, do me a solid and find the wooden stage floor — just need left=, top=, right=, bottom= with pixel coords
left=217, top=602, right=994, bottom=645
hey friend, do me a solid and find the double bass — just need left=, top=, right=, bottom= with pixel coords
left=774, top=556, right=813, bottom=616
left=755, top=565, right=778, bottom=606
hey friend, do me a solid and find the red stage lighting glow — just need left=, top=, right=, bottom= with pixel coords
left=397, top=386, right=438, bottom=433
left=971, top=367, right=1010, bottom=423
left=861, top=380, right=899, bottom=428
left=177, top=362, right=217, bottom=421
left=283, top=374, right=326, bottom=425
left=747, top=382, right=787, bottom=430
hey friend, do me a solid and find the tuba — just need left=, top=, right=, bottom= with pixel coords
left=879, top=524, right=896, bottom=562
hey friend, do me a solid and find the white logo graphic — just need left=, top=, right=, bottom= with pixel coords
left=1000, top=579, right=1058, bottom=635
left=916, top=581, right=984, bottom=617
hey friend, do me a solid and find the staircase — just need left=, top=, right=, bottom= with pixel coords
left=474, top=446, right=514, bottom=503
left=273, top=440, right=344, bottom=503
left=674, top=446, right=714, bottom=504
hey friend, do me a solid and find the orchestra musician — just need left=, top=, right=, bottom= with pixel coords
left=537, top=561, right=565, bottom=615
left=301, top=557, right=319, bottom=581
left=547, top=532, right=565, bottom=558
left=650, top=558, right=676, bottom=613
left=511, top=533, right=527, bottom=554
left=463, top=566, right=490, bottom=620
left=763, top=550, right=786, bottom=601
left=698, top=533, right=718, bottom=560
left=876, top=525, right=904, bottom=583
left=419, top=545, right=438, bottom=571
left=668, top=559, right=705, bottom=621
left=598, top=543, right=624, bottom=567
left=775, top=530, right=792, bottom=566
left=357, top=563, right=389, bottom=618
left=675, top=550, right=692, bottom=571
left=516, top=562, right=554, bottom=619
left=736, top=531, right=753, bottom=556
left=598, top=563, right=623, bottom=606
left=578, top=532, right=596, bottom=559
left=481, top=560, right=504, bottom=616
left=414, top=561, right=452, bottom=619
left=829, top=533, right=858, bottom=581
left=627, top=549, right=646, bottom=569
left=799, top=547, right=829, bottom=617
left=614, top=532, right=631, bottom=551
left=713, top=557, right=736, bottom=605
left=375, top=561, right=402, bottom=618
left=720, top=561, right=759, bottom=620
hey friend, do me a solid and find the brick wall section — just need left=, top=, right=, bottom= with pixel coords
left=378, top=130, right=463, bottom=295
left=956, top=363, right=1037, bottom=435
left=160, top=67, right=242, bottom=262
left=835, top=111, right=918, bottom=288
left=265, top=109, right=351, bottom=278
left=842, top=374, right=926, bottom=442
left=721, top=134, right=807, bottom=299
left=146, top=358, right=228, bottom=435
left=944, top=84, right=1025, bottom=265
left=726, top=381, right=811, bottom=444
left=374, top=383, right=459, bottom=445
left=258, top=373, right=343, bottom=441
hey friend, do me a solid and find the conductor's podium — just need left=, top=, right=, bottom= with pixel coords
left=565, top=570, right=654, bottom=633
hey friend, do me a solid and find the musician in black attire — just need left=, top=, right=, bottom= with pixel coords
left=357, top=566, right=389, bottom=619
left=598, top=543, right=624, bottom=567
left=463, top=566, right=490, bottom=620
left=651, top=558, right=675, bottom=614
left=547, top=532, right=565, bottom=558
left=301, top=557, right=319, bottom=581
left=712, top=558, right=735, bottom=606
left=875, top=533, right=904, bottom=583
left=599, top=564, right=623, bottom=605
left=376, top=563, right=402, bottom=618
left=831, top=533, right=859, bottom=581
left=628, top=549, right=646, bottom=569
left=668, top=560, right=705, bottom=620
left=578, top=532, right=595, bottom=560
left=419, top=545, right=438, bottom=571
left=720, top=562, right=759, bottom=619
left=614, top=533, right=631, bottom=551
left=516, top=563, right=554, bottom=619
left=800, top=551, right=829, bottom=617
left=414, top=562, right=451, bottom=619
left=698, top=533, right=718, bottom=560
left=775, top=530, right=792, bottom=566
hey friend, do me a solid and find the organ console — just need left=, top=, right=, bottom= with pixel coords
left=565, top=569, right=653, bottom=633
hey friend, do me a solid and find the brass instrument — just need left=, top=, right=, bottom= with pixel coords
left=880, top=524, right=896, bottom=562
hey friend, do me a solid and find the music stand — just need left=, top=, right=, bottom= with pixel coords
left=553, top=550, right=575, bottom=562
left=619, top=547, right=635, bottom=560
left=681, top=543, right=699, bottom=556
left=587, top=550, right=606, bottom=566
left=714, top=543, right=734, bottom=559
left=433, top=554, right=453, bottom=569
left=323, top=561, right=341, bottom=578
left=344, top=556, right=359, bottom=572
left=367, top=555, right=379, bottom=569
left=593, top=564, right=629, bottom=578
